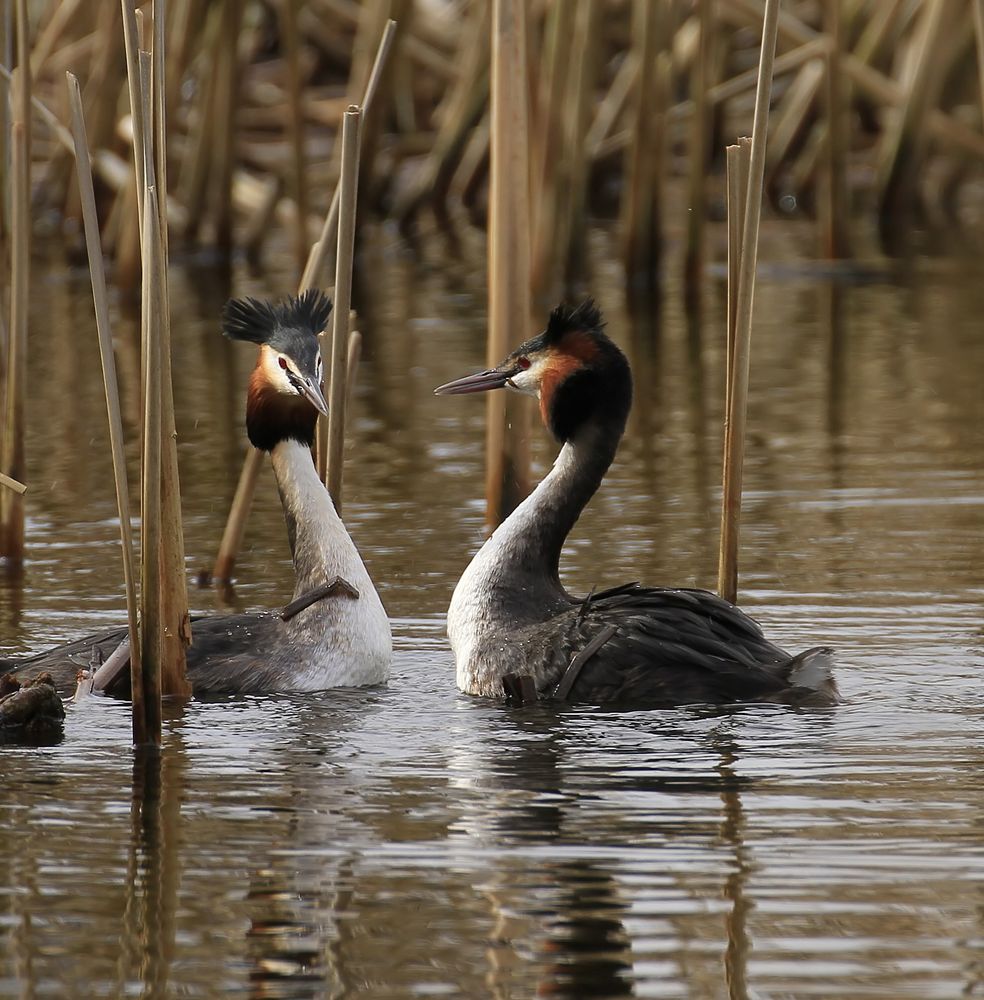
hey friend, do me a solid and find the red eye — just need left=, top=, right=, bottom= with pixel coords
left=278, top=357, right=289, bottom=370
left=517, top=357, right=531, bottom=370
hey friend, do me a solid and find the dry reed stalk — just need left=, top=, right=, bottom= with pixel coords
left=853, top=0, right=905, bottom=68
left=66, top=70, right=142, bottom=709
left=763, top=58, right=824, bottom=180
left=325, top=106, right=361, bottom=507
left=29, top=0, right=86, bottom=77
left=585, top=49, right=636, bottom=158
left=450, top=110, right=489, bottom=211
left=339, top=0, right=396, bottom=201
left=0, top=1, right=10, bottom=242
left=345, top=329, right=361, bottom=417
left=0, top=63, right=28, bottom=563
left=876, top=0, right=954, bottom=223
left=213, top=0, right=243, bottom=257
left=392, top=7, right=488, bottom=225
left=121, top=0, right=146, bottom=234
left=717, top=0, right=781, bottom=606
left=529, top=0, right=576, bottom=300
left=486, top=0, right=531, bottom=526
left=728, top=0, right=984, bottom=162
left=148, top=1, right=192, bottom=697
left=822, top=0, right=849, bottom=259
left=0, top=471, right=24, bottom=493
left=282, top=0, right=310, bottom=279
left=242, top=174, right=283, bottom=260
left=139, top=187, right=164, bottom=746
left=301, top=18, right=396, bottom=292
left=619, top=0, right=665, bottom=284
left=176, top=1, right=221, bottom=241
left=557, top=0, right=599, bottom=291
left=684, top=0, right=711, bottom=304
left=211, top=447, right=264, bottom=584
left=723, top=140, right=750, bottom=431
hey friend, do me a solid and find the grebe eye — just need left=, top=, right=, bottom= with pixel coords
left=517, top=357, right=531, bottom=370
left=278, top=357, right=289, bottom=370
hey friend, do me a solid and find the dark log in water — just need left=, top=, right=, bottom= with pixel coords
left=0, top=672, right=65, bottom=745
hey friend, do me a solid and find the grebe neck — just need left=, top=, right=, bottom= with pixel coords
left=269, top=439, right=350, bottom=599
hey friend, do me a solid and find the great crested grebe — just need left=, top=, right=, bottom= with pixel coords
left=0, top=291, right=391, bottom=696
left=435, top=300, right=838, bottom=707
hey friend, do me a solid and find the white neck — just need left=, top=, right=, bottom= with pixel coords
left=269, top=440, right=374, bottom=601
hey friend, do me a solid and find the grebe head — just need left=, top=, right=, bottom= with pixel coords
left=435, top=300, right=632, bottom=442
left=222, top=290, right=331, bottom=451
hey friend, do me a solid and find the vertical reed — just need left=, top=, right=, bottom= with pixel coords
left=122, top=0, right=191, bottom=728
left=139, top=187, right=164, bottom=746
left=717, top=0, right=781, bottom=605
left=66, top=70, right=142, bottom=714
left=557, top=0, right=599, bottom=292
left=486, top=0, right=531, bottom=526
left=325, top=106, right=361, bottom=508
left=0, top=0, right=11, bottom=241
left=529, top=0, right=575, bottom=302
left=149, top=0, right=193, bottom=698
left=876, top=0, right=951, bottom=225
left=0, top=54, right=28, bottom=563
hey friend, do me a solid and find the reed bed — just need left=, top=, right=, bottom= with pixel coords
left=4, top=1, right=983, bottom=298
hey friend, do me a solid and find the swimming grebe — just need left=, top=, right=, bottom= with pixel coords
left=0, top=291, right=391, bottom=696
left=435, top=300, right=838, bottom=707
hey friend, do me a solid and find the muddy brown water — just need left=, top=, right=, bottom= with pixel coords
left=1, top=223, right=982, bottom=998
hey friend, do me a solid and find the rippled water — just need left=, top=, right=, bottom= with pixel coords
left=2, top=223, right=983, bottom=998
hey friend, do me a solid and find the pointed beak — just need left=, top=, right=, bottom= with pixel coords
left=434, top=365, right=520, bottom=396
left=299, top=377, right=329, bottom=417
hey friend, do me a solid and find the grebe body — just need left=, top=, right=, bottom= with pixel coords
left=1, top=291, right=390, bottom=696
left=436, top=301, right=837, bottom=708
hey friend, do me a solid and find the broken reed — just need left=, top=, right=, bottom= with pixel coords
left=717, top=0, right=781, bottom=605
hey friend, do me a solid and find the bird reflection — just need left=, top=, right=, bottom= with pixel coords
left=473, top=706, right=762, bottom=1000
left=534, top=861, right=635, bottom=998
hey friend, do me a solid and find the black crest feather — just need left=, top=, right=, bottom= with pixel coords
left=544, top=299, right=605, bottom=344
left=222, top=290, right=332, bottom=350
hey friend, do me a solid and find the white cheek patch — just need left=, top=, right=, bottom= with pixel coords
left=507, top=357, right=549, bottom=397
left=260, top=349, right=297, bottom=394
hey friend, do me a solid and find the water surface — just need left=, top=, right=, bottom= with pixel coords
left=1, top=224, right=982, bottom=998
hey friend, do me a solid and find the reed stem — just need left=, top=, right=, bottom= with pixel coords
left=717, top=0, right=781, bottom=605
left=0, top=64, right=28, bottom=563
left=486, top=0, right=531, bottom=527
left=139, top=187, right=164, bottom=747
left=0, top=471, right=24, bottom=494
left=66, top=69, right=143, bottom=718
left=325, top=106, right=361, bottom=508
